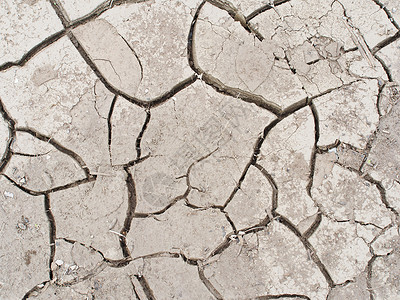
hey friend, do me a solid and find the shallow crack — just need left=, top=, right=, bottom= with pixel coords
left=16, top=127, right=91, bottom=178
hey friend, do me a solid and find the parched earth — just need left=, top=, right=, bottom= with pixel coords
left=0, top=0, right=400, bottom=299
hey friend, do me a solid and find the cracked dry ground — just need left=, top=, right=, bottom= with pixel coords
left=1, top=0, right=400, bottom=300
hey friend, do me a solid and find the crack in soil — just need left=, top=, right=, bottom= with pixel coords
left=1, top=0, right=400, bottom=298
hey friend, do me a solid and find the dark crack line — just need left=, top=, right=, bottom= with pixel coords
left=44, top=194, right=56, bottom=281
left=198, top=264, right=224, bottom=300
left=21, top=281, right=50, bottom=300
left=107, top=95, right=118, bottom=165
left=0, top=1, right=150, bottom=72
left=255, top=294, right=311, bottom=300
left=16, top=127, right=91, bottom=177
left=129, top=275, right=142, bottom=300
left=363, top=174, right=399, bottom=217
left=274, top=212, right=335, bottom=287
left=187, top=1, right=283, bottom=116
left=374, top=54, right=393, bottom=82
left=49, top=0, right=71, bottom=27
left=366, top=254, right=378, bottom=300
left=134, top=275, right=156, bottom=300
left=306, top=102, right=320, bottom=197
left=246, top=0, right=291, bottom=22
left=206, top=0, right=264, bottom=41
left=253, top=163, right=278, bottom=211
left=48, top=0, right=198, bottom=110
left=67, top=29, right=197, bottom=109
left=305, top=46, right=358, bottom=66
left=0, top=30, right=67, bottom=72
left=135, top=149, right=218, bottom=218
left=2, top=174, right=96, bottom=196
left=11, top=150, right=51, bottom=158
left=120, top=166, right=137, bottom=258
left=209, top=215, right=272, bottom=258
left=0, top=98, right=16, bottom=174
left=136, top=109, right=151, bottom=159
left=371, top=0, right=400, bottom=30
left=372, top=30, right=400, bottom=54
left=303, top=211, right=322, bottom=239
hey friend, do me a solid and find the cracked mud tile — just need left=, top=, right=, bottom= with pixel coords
left=202, top=221, right=329, bottom=299
left=0, top=0, right=62, bottom=66
left=59, top=0, right=107, bottom=21
left=4, top=130, right=86, bottom=192
left=314, top=80, right=380, bottom=149
left=258, top=107, right=318, bottom=225
left=37, top=266, right=134, bottom=299
left=195, top=3, right=307, bottom=110
left=335, top=142, right=365, bottom=171
left=50, top=239, right=104, bottom=286
left=308, top=216, right=371, bottom=284
left=100, top=0, right=196, bottom=99
left=339, top=0, right=398, bottom=48
left=57, top=85, right=111, bottom=171
left=254, top=0, right=354, bottom=51
left=51, top=166, right=128, bottom=259
left=72, top=18, right=142, bottom=96
left=386, top=181, right=400, bottom=212
left=371, top=225, right=400, bottom=255
left=0, top=178, right=48, bottom=300
left=327, top=272, right=370, bottom=299
left=109, top=98, right=147, bottom=165
left=225, top=165, right=273, bottom=229
left=132, top=82, right=273, bottom=210
left=312, top=162, right=393, bottom=227
left=363, top=89, right=400, bottom=186
left=0, top=36, right=99, bottom=137
left=378, top=82, right=399, bottom=116
left=379, top=0, right=400, bottom=26
left=127, top=203, right=231, bottom=259
left=130, top=257, right=214, bottom=299
left=370, top=249, right=400, bottom=299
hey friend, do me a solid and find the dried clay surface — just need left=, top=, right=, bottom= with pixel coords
left=0, top=0, right=400, bottom=299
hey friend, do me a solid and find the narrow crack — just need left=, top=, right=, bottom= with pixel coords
left=44, top=194, right=56, bottom=280
left=246, top=0, right=292, bottom=22
left=371, top=0, right=400, bottom=30
left=119, top=166, right=137, bottom=258
left=21, top=281, right=50, bottom=300
left=306, top=102, right=320, bottom=197
left=198, top=263, right=224, bottom=300
left=366, top=254, right=378, bottom=300
left=274, top=212, right=335, bottom=288
left=16, top=127, right=91, bottom=178
left=254, top=294, right=311, bottom=300
left=2, top=174, right=96, bottom=196
left=107, top=95, right=118, bottom=165
left=372, top=30, right=400, bottom=54
left=363, top=174, right=399, bottom=217
left=134, top=274, right=156, bottom=300
left=136, top=109, right=151, bottom=159
left=0, top=98, right=16, bottom=173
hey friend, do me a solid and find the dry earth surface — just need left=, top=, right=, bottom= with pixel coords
left=1, top=0, right=400, bottom=299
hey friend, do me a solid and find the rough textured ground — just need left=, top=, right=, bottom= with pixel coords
left=0, top=0, right=400, bottom=299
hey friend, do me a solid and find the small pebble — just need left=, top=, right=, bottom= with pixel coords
left=55, top=259, right=64, bottom=266
left=4, top=191, right=14, bottom=198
